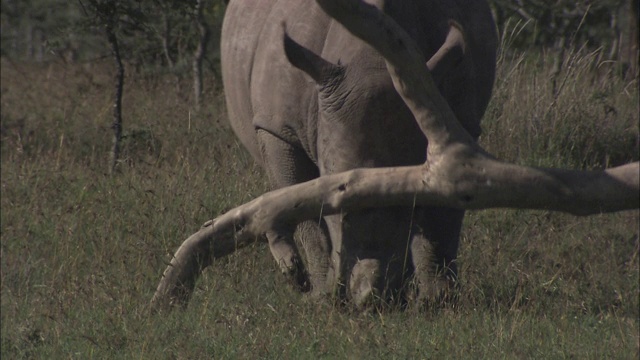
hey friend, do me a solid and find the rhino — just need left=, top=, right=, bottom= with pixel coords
left=221, top=0, right=498, bottom=305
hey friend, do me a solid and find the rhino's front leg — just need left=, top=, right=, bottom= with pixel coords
left=411, top=207, right=464, bottom=304
left=296, top=220, right=335, bottom=297
left=264, top=226, right=308, bottom=291
left=257, top=129, right=332, bottom=293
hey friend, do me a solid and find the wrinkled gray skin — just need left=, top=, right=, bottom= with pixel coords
left=221, top=0, right=497, bottom=305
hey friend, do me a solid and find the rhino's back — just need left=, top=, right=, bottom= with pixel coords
left=221, top=0, right=497, bottom=166
left=220, top=0, right=274, bottom=163
left=221, top=0, right=331, bottom=165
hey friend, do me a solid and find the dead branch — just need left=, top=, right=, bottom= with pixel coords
left=151, top=155, right=638, bottom=310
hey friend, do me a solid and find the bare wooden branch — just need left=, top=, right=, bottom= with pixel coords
left=151, top=154, right=638, bottom=310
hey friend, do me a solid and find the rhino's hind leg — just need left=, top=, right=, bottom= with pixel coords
left=411, top=207, right=464, bottom=305
left=256, top=129, right=332, bottom=293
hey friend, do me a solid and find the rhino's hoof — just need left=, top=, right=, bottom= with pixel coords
left=416, top=275, right=460, bottom=308
left=279, top=257, right=310, bottom=292
left=349, top=259, right=382, bottom=307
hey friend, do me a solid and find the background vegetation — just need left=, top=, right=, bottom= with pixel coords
left=1, top=0, right=639, bottom=358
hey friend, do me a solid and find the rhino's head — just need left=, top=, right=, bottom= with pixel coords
left=283, top=24, right=469, bottom=305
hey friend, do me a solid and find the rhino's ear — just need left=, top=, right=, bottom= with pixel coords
left=427, top=20, right=467, bottom=85
left=283, top=26, right=342, bottom=85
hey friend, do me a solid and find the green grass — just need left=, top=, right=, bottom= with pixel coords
left=1, top=48, right=638, bottom=359
left=483, top=45, right=639, bottom=168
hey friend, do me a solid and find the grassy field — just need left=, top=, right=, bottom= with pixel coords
left=1, top=44, right=638, bottom=359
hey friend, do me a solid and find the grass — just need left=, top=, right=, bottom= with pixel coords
left=1, top=44, right=638, bottom=359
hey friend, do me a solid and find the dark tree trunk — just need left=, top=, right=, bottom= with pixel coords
left=162, top=12, right=174, bottom=68
left=628, top=0, right=639, bottom=78
left=192, top=0, right=210, bottom=111
left=608, top=12, right=620, bottom=63
left=25, top=23, right=33, bottom=59
left=106, top=22, right=124, bottom=175
left=550, top=36, right=566, bottom=97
